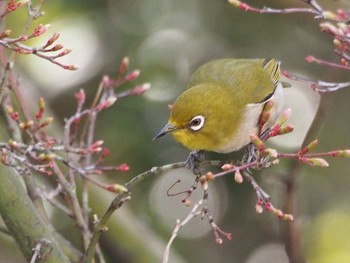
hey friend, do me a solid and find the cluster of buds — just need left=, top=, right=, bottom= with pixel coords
left=1, top=138, right=56, bottom=176
left=229, top=0, right=350, bottom=73
left=0, top=0, right=29, bottom=18
left=256, top=199, right=294, bottom=221
left=319, top=18, right=350, bottom=70
left=221, top=163, right=243, bottom=183
left=0, top=2, right=78, bottom=70
left=6, top=97, right=54, bottom=134
left=62, top=57, right=151, bottom=192
left=296, top=140, right=329, bottom=167
left=100, top=57, right=151, bottom=97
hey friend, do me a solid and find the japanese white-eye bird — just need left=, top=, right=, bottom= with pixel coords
left=154, top=58, right=285, bottom=153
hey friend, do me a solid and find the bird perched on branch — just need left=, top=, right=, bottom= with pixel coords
left=154, top=58, right=285, bottom=154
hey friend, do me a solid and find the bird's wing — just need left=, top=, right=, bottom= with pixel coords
left=187, top=59, right=281, bottom=105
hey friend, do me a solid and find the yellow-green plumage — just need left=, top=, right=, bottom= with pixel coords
left=155, top=58, right=284, bottom=153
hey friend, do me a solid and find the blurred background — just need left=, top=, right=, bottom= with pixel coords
left=2, top=0, right=350, bottom=262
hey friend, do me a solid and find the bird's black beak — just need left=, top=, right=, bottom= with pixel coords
left=153, top=123, right=177, bottom=140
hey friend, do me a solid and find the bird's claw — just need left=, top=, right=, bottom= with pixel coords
left=185, top=150, right=204, bottom=174
left=242, top=143, right=259, bottom=166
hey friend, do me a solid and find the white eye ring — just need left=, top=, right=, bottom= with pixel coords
left=189, top=115, right=205, bottom=131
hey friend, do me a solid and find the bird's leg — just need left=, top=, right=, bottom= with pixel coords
left=185, top=150, right=212, bottom=223
left=185, top=150, right=204, bottom=175
left=242, top=142, right=259, bottom=166
left=179, top=150, right=204, bottom=203
left=259, top=127, right=271, bottom=142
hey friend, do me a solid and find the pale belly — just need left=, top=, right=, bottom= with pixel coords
left=215, top=83, right=284, bottom=153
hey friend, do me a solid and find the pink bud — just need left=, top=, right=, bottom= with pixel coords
left=182, top=198, right=192, bottom=207
left=205, top=171, right=215, bottom=181
left=336, top=149, right=350, bottom=158
left=57, top=48, right=72, bottom=57
left=278, top=124, right=294, bottom=135
left=96, top=97, right=117, bottom=111
left=119, top=163, right=129, bottom=172
left=102, top=75, right=111, bottom=87
left=305, top=56, right=316, bottom=63
left=278, top=108, right=292, bottom=126
left=102, top=148, right=110, bottom=157
left=75, top=89, right=86, bottom=105
left=125, top=70, right=140, bottom=81
left=20, top=35, right=28, bottom=41
left=16, top=48, right=32, bottom=54
left=263, top=148, right=278, bottom=158
left=234, top=170, right=243, bottom=184
left=36, top=118, right=52, bottom=129
left=129, top=83, right=151, bottom=96
left=249, top=134, right=264, bottom=150
left=119, top=57, right=129, bottom=75
left=322, top=11, right=337, bottom=20
left=33, top=24, right=50, bottom=37
left=92, top=140, right=104, bottom=147
left=283, top=214, right=294, bottom=221
left=0, top=30, right=11, bottom=39
left=299, top=139, right=318, bottom=156
left=107, top=184, right=128, bottom=193
left=7, top=0, right=29, bottom=11
left=63, top=65, right=79, bottom=71
left=221, top=163, right=235, bottom=171
left=215, top=237, right=223, bottom=245
left=255, top=203, right=263, bottom=214
left=38, top=97, right=45, bottom=110
left=105, top=96, right=117, bottom=107
left=50, top=44, right=64, bottom=51
left=6, top=106, right=19, bottom=121
left=275, top=209, right=284, bottom=218
left=309, top=158, right=329, bottom=167
left=199, top=175, right=208, bottom=190
left=45, top=32, right=60, bottom=47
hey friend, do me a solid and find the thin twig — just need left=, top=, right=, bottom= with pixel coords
left=84, top=193, right=130, bottom=263
left=162, top=200, right=203, bottom=263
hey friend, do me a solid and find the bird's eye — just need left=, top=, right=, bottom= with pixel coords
left=189, top=115, right=205, bottom=131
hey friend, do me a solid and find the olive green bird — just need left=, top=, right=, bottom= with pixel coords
left=154, top=58, right=285, bottom=153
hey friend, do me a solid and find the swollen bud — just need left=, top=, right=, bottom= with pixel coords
left=263, top=148, right=278, bottom=158
left=45, top=32, right=60, bottom=48
left=277, top=108, right=292, bottom=126
left=278, top=124, right=294, bottom=135
left=199, top=175, right=208, bottom=190
left=0, top=30, right=11, bottom=39
left=255, top=203, right=264, bottom=214
left=299, top=139, right=318, bottom=156
left=39, top=97, right=45, bottom=110
left=119, top=57, right=129, bottom=75
left=125, top=70, right=140, bottom=81
left=322, top=11, right=337, bottom=20
left=107, top=184, right=128, bottom=193
left=335, top=150, right=350, bottom=158
left=234, top=169, right=243, bottom=184
left=221, top=163, right=235, bottom=171
left=250, top=134, right=264, bottom=150
left=309, top=158, right=329, bottom=167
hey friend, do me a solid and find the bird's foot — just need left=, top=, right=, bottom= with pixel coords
left=185, top=150, right=204, bottom=175
left=242, top=143, right=259, bottom=166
